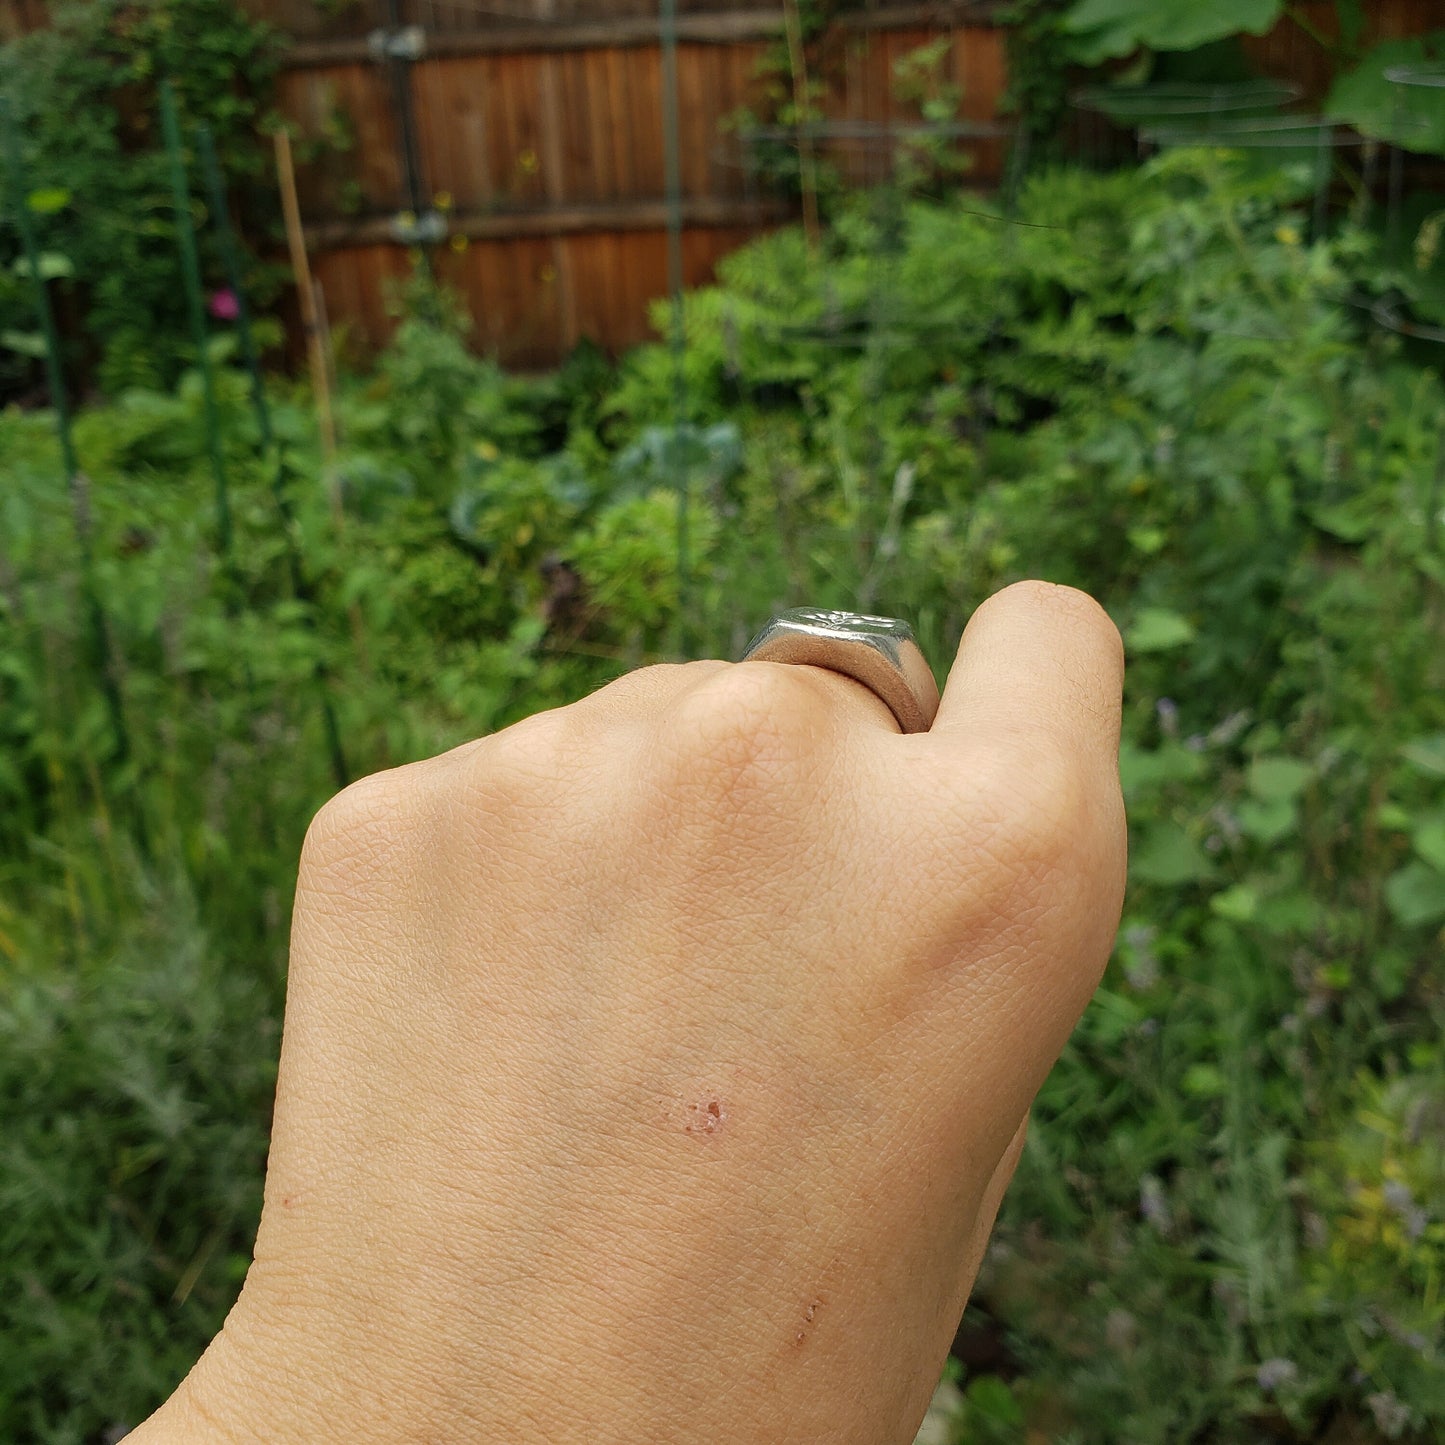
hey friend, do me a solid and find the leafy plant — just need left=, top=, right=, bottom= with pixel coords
left=5, top=153, right=1445, bottom=1443
left=1059, top=0, right=1284, bottom=65
left=0, top=0, right=283, bottom=396
left=1326, top=33, right=1445, bottom=155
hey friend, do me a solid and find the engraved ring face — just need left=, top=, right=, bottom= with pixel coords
left=740, top=607, right=941, bottom=733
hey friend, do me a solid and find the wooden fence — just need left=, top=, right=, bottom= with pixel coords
left=6, top=0, right=1445, bottom=366
left=262, top=0, right=1009, bottom=365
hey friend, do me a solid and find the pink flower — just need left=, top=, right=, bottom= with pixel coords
left=208, top=288, right=240, bottom=322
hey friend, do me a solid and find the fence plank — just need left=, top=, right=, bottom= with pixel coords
left=282, top=3, right=1006, bottom=66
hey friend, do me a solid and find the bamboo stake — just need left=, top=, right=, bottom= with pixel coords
left=273, top=131, right=370, bottom=738
left=311, top=276, right=341, bottom=455
left=198, top=124, right=350, bottom=789
left=274, top=128, right=339, bottom=479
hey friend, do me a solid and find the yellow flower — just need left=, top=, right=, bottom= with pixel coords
left=434, top=190, right=452, bottom=212
left=1275, top=224, right=1301, bottom=247
left=473, top=440, right=499, bottom=461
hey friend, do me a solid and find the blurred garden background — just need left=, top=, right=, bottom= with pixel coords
left=3, top=0, right=1445, bottom=1440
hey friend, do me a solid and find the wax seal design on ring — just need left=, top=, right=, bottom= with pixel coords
left=740, top=607, right=941, bottom=733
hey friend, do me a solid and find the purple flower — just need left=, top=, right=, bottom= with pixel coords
left=1366, top=1391, right=1412, bottom=1437
left=1382, top=1181, right=1429, bottom=1242
left=208, top=288, right=240, bottom=322
left=1256, top=1358, right=1298, bottom=1393
left=1139, top=1174, right=1170, bottom=1232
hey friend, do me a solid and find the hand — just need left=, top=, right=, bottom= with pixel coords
left=132, top=581, right=1126, bottom=1445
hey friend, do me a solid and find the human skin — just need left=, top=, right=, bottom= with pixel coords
left=130, top=579, right=1126, bottom=1445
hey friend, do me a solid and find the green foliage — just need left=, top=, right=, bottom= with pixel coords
left=0, top=898, right=275, bottom=1445
left=998, top=0, right=1076, bottom=152
left=1060, top=0, right=1284, bottom=65
left=1325, top=33, right=1445, bottom=155
left=0, top=0, right=282, bottom=396
left=5, top=154, right=1445, bottom=1441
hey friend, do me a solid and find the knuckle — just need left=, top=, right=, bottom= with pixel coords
left=300, top=766, right=420, bottom=878
left=458, top=708, right=574, bottom=819
left=660, top=663, right=822, bottom=796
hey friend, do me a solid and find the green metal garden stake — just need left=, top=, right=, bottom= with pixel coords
left=195, top=124, right=272, bottom=452
left=660, top=0, right=691, bottom=659
left=1, top=94, right=141, bottom=835
left=1310, top=121, right=1331, bottom=243
left=0, top=97, right=77, bottom=483
left=160, top=81, right=233, bottom=555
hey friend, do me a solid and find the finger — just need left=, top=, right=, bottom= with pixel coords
left=931, top=580, right=1124, bottom=775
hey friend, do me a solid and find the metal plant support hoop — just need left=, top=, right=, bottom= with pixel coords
left=1377, top=65, right=1445, bottom=553
left=1068, top=80, right=1302, bottom=168
left=1139, top=116, right=1373, bottom=240
left=1380, top=63, right=1445, bottom=244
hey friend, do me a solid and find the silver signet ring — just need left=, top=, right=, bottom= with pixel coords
left=740, top=607, right=941, bottom=734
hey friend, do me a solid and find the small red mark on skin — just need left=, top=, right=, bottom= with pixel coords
left=683, top=1097, right=727, bottom=1136
left=794, top=1297, right=823, bottom=1345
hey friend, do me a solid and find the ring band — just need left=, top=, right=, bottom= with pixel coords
left=740, top=608, right=940, bottom=733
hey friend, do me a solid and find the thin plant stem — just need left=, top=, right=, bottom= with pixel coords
left=159, top=80, right=232, bottom=555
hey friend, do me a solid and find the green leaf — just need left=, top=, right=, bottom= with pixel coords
left=1400, top=732, right=1445, bottom=777
left=1131, top=823, right=1213, bottom=885
left=1385, top=861, right=1445, bottom=927
left=1182, top=1062, right=1227, bottom=1098
left=1255, top=890, right=1323, bottom=936
left=1210, top=883, right=1259, bottom=922
left=1308, top=499, right=1374, bottom=543
left=1237, top=797, right=1296, bottom=843
left=12, top=252, right=74, bottom=282
left=1370, top=949, right=1413, bottom=1003
left=1376, top=802, right=1412, bottom=831
left=1248, top=756, right=1312, bottom=803
left=1411, top=814, right=1445, bottom=873
left=0, top=329, right=47, bottom=358
left=965, top=1375, right=1024, bottom=1426
left=1086, top=988, right=1146, bottom=1045
left=1326, top=35, right=1445, bottom=154
left=1127, top=607, right=1195, bottom=653
left=1061, top=0, right=1283, bottom=63
left=25, top=186, right=71, bottom=215
left=1119, top=741, right=1206, bottom=798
